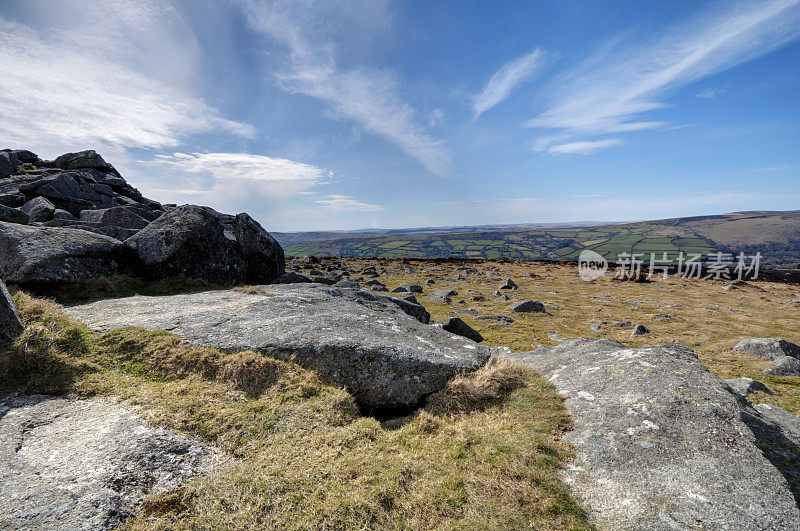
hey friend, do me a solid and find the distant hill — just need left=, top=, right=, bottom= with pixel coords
left=279, top=210, right=800, bottom=268
left=272, top=220, right=620, bottom=245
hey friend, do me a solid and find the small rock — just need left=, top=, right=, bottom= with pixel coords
left=510, top=300, right=546, bottom=313
left=20, top=196, right=55, bottom=223
left=496, top=294, right=510, bottom=302
left=652, top=313, right=674, bottom=320
left=403, top=295, right=418, bottom=304
left=334, top=278, right=360, bottom=289
left=724, top=377, right=769, bottom=398
left=475, top=315, right=515, bottom=324
left=434, top=288, right=458, bottom=298
left=442, top=317, right=484, bottom=343
left=425, top=278, right=436, bottom=285
left=499, top=278, right=517, bottom=290
left=587, top=322, right=602, bottom=331
left=391, top=286, right=409, bottom=293
left=0, top=204, right=29, bottom=225
left=547, top=331, right=567, bottom=342
left=631, top=324, right=649, bottom=336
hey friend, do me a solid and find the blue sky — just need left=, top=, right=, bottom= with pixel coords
left=1, top=0, right=799, bottom=231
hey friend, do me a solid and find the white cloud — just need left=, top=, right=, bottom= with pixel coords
left=527, top=0, right=800, bottom=151
left=145, top=152, right=329, bottom=199
left=314, top=194, right=384, bottom=212
left=546, top=139, right=622, bottom=155
left=240, top=0, right=452, bottom=177
left=473, top=49, right=544, bottom=119
left=0, top=5, right=254, bottom=157
left=696, top=88, right=725, bottom=99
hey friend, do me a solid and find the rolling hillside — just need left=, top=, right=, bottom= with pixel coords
left=279, top=210, right=800, bottom=268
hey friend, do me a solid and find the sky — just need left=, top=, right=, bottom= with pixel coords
left=1, top=0, right=799, bottom=232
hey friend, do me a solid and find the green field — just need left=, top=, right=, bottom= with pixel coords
left=280, top=210, right=800, bottom=267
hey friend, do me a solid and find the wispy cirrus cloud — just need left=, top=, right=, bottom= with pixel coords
left=314, top=194, right=384, bottom=212
left=473, top=49, right=544, bottom=119
left=527, top=0, right=800, bottom=154
left=546, top=139, right=622, bottom=155
left=240, top=0, right=452, bottom=177
left=0, top=2, right=254, bottom=157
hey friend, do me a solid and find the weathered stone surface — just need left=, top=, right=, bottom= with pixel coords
left=510, top=300, right=545, bottom=313
left=80, top=207, right=150, bottom=230
left=724, top=377, right=769, bottom=398
left=52, top=150, right=120, bottom=176
left=508, top=339, right=800, bottom=530
left=0, top=192, right=25, bottom=208
left=0, top=394, right=224, bottom=530
left=442, top=317, right=484, bottom=343
left=0, top=280, right=24, bottom=347
left=733, top=338, right=800, bottom=361
left=66, top=285, right=487, bottom=410
left=739, top=402, right=800, bottom=507
left=0, top=152, right=15, bottom=178
left=125, top=205, right=247, bottom=284
left=0, top=222, right=130, bottom=284
left=547, top=331, right=567, bottom=342
left=763, top=356, right=800, bottom=376
left=20, top=196, right=55, bottom=223
left=270, top=270, right=313, bottom=284
left=51, top=209, right=77, bottom=222
left=233, top=213, right=284, bottom=283
left=0, top=204, right=28, bottom=224
left=631, top=323, right=649, bottom=336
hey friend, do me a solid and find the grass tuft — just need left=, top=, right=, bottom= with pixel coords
left=426, top=355, right=529, bottom=416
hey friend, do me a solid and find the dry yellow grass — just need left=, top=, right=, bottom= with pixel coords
left=291, top=257, right=800, bottom=415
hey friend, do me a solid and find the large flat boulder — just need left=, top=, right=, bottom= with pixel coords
left=0, top=394, right=224, bottom=530
left=65, top=284, right=489, bottom=410
left=0, top=222, right=131, bottom=284
left=509, top=338, right=800, bottom=530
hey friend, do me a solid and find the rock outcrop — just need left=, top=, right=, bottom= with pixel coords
left=0, top=222, right=132, bottom=284
left=65, top=284, right=486, bottom=411
left=508, top=339, right=800, bottom=530
left=0, top=149, right=285, bottom=286
left=734, top=338, right=800, bottom=376
left=0, top=394, right=224, bottom=530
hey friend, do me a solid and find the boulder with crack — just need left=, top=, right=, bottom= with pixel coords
left=65, top=284, right=486, bottom=411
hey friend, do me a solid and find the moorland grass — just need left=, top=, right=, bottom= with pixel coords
left=335, top=257, right=800, bottom=415
left=1, top=291, right=590, bottom=530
